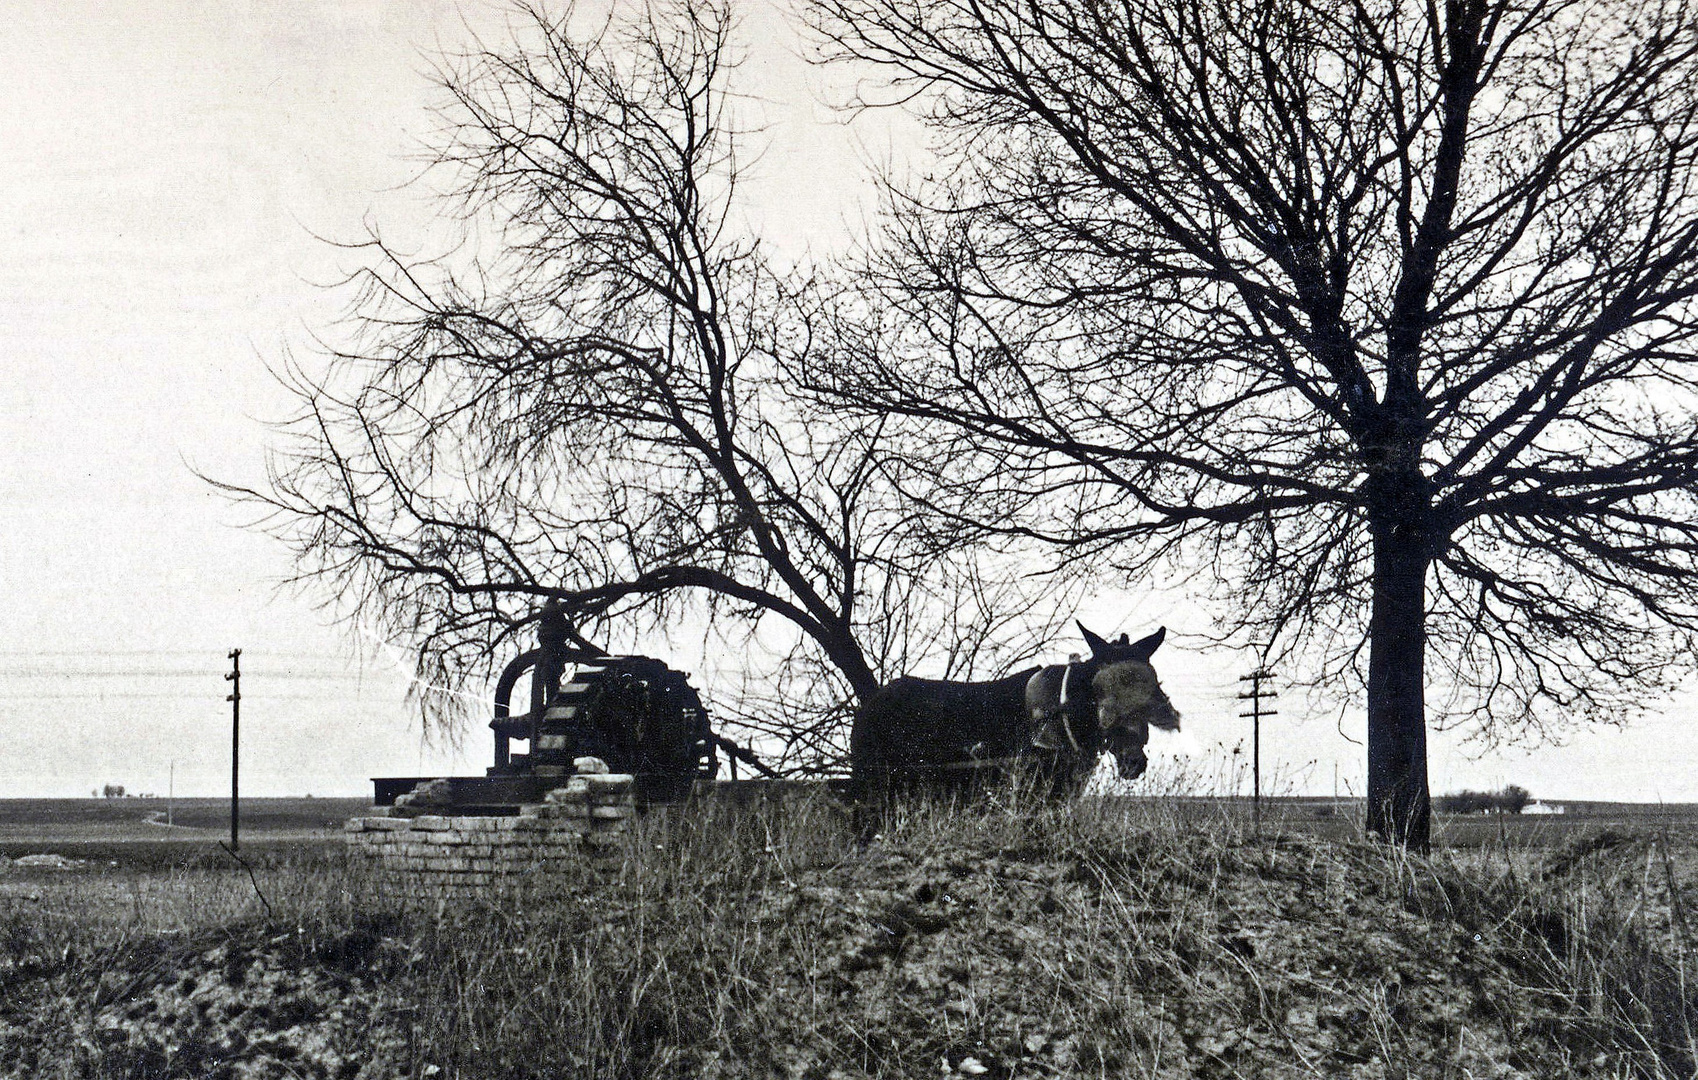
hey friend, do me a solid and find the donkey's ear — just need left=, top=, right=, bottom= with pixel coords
left=1127, top=626, right=1166, bottom=660
left=1077, top=621, right=1112, bottom=658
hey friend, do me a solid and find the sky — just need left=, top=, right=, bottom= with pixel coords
left=1, top=0, right=1693, bottom=802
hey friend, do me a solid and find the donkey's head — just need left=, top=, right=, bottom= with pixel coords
left=1080, top=623, right=1181, bottom=780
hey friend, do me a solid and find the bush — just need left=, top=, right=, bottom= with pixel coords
left=1497, top=784, right=1533, bottom=813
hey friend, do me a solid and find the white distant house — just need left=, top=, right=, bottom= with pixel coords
left=1522, top=801, right=1566, bottom=815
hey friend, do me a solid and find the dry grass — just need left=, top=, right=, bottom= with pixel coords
left=2, top=785, right=1695, bottom=1078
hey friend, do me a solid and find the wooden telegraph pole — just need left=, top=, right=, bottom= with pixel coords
left=1237, top=660, right=1278, bottom=835
left=226, top=648, right=241, bottom=850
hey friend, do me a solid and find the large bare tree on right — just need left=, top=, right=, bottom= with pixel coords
left=814, top=0, right=1698, bottom=845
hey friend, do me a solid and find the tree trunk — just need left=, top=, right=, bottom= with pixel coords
left=810, top=622, right=882, bottom=705
left=1365, top=519, right=1432, bottom=848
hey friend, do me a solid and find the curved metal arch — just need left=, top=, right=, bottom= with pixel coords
left=490, top=647, right=549, bottom=770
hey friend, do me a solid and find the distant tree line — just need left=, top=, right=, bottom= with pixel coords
left=1436, top=785, right=1533, bottom=815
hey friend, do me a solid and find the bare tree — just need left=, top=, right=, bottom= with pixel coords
left=223, top=0, right=1065, bottom=773
left=812, top=0, right=1698, bottom=842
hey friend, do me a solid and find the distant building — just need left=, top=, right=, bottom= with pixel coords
left=1522, top=801, right=1566, bottom=815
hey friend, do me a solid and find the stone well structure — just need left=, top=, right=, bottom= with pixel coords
left=346, top=761, right=635, bottom=899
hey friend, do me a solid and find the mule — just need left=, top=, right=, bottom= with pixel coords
left=851, top=623, right=1180, bottom=801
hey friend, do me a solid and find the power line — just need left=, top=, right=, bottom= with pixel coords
left=0, top=649, right=360, bottom=660
left=0, top=669, right=385, bottom=680
left=0, top=691, right=396, bottom=701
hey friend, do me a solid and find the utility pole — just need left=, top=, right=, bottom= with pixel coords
left=1237, top=660, right=1278, bottom=835
left=226, top=649, right=241, bottom=850
left=167, top=760, right=174, bottom=827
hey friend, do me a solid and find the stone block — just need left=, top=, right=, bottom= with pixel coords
left=578, top=773, right=635, bottom=793
left=367, top=817, right=412, bottom=831
left=573, top=756, right=609, bottom=774
left=411, top=816, right=452, bottom=831
left=590, top=805, right=633, bottom=820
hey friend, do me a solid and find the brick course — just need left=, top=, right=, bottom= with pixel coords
left=346, top=766, right=635, bottom=900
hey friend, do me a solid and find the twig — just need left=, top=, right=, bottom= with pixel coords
left=220, top=841, right=275, bottom=921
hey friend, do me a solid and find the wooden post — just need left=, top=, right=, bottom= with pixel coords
left=1237, top=664, right=1278, bottom=836
left=226, top=649, right=242, bottom=850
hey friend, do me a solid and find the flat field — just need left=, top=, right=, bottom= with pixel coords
left=4, top=792, right=1695, bottom=860
left=0, top=797, right=368, bottom=871
left=1082, top=793, right=1698, bottom=848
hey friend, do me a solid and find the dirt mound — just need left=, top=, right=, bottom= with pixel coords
left=0, top=814, right=1690, bottom=1079
left=0, top=925, right=416, bottom=1079
left=9, top=853, right=81, bottom=870
left=684, top=836, right=1582, bottom=1079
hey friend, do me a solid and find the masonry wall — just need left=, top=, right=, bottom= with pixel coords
left=344, top=772, right=635, bottom=899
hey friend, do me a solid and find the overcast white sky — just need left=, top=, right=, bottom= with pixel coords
left=2, top=0, right=1692, bottom=801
